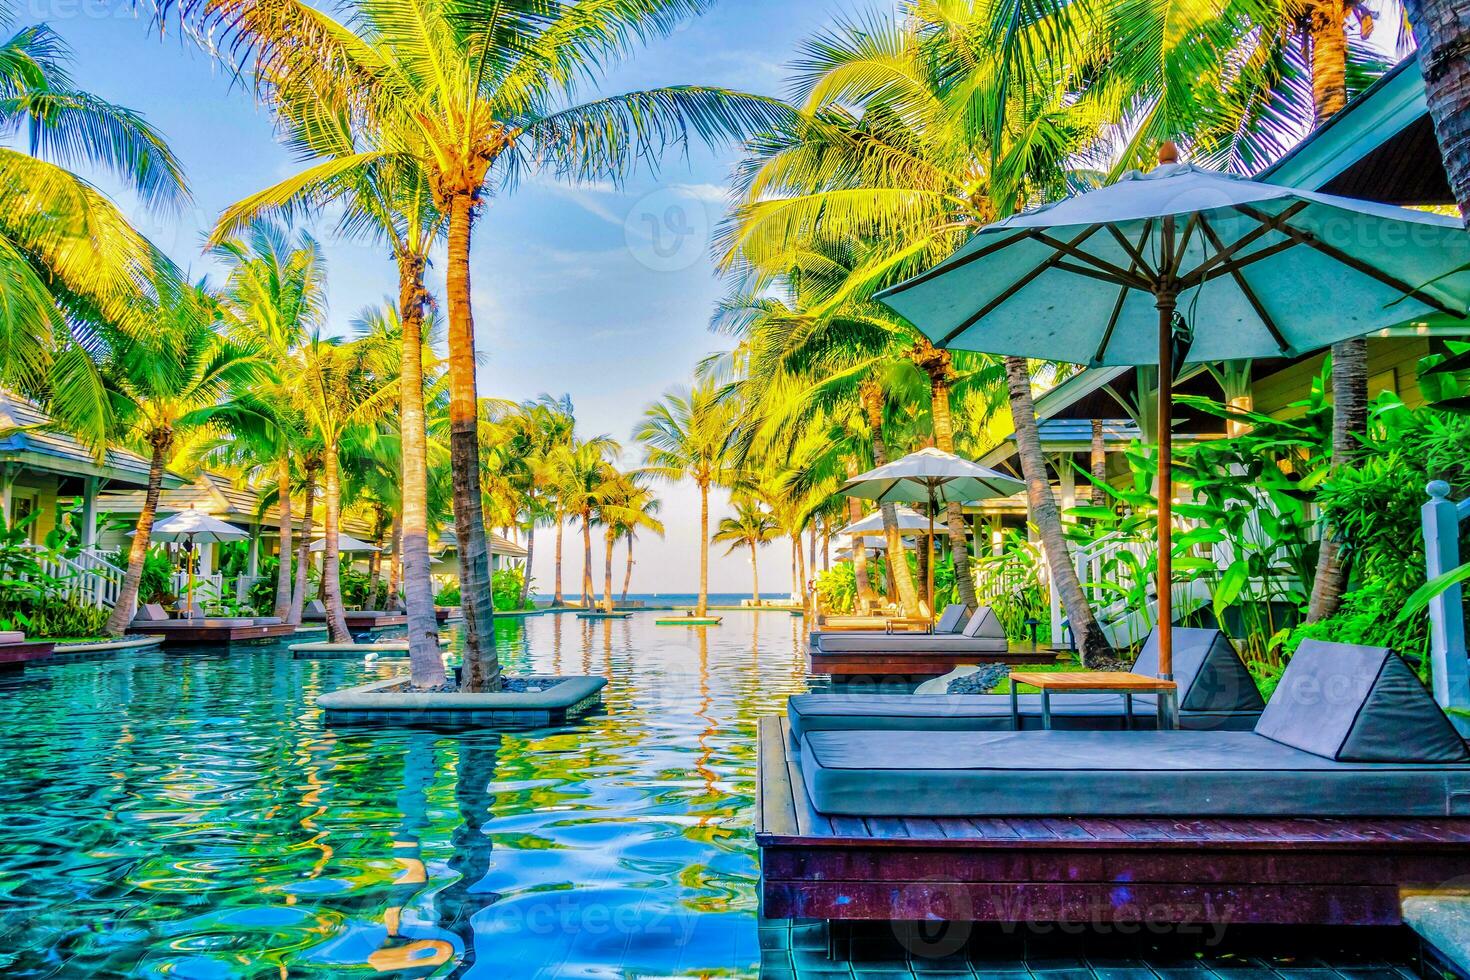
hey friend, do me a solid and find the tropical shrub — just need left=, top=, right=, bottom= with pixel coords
left=246, top=555, right=280, bottom=612
left=492, top=567, right=532, bottom=611
left=435, top=583, right=460, bottom=606
left=7, top=596, right=110, bottom=639
left=815, top=561, right=857, bottom=614
left=105, top=545, right=176, bottom=606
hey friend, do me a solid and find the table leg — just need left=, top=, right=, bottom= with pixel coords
left=1157, top=689, right=1179, bottom=730
left=1041, top=689, right=1053, bottom=730
left=1009, top=678, right=1020, bottom=731
left=1124, top=692, right=1134, bottom=730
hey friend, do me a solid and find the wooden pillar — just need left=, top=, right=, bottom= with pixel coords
left=0, top=463, right=13, bottom=525
left=80, top=476, right=99, bottom=550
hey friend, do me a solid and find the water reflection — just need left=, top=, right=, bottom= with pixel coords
left=1, top=610, right=811, bottom=978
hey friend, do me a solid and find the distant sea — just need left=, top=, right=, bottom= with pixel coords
left=530, top=592, right=789, bottom=606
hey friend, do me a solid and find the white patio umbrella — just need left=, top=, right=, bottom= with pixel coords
left=843, top=506, right=931, bottom=537
left=877, top=145, right=1470, bottom=677
left=141, top=508, right=249, bottom=613
left=310, top=533, right=380, bottom=554
left=841, top=447, right=1026, bottom=617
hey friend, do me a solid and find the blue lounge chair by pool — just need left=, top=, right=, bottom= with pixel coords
left=789, top=626, right=1264, bottom=738
left=794, top=640, right=1470, bottom=818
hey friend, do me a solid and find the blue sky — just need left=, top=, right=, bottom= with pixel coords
left=42, top=0, right=870, bottom=596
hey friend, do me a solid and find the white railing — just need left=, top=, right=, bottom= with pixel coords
left=1422, top=480, right=1470, bottom=733
left=29, top=546, right=125, bottom=610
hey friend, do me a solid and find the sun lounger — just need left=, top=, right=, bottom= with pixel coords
left=796, top=640, right=1470, bottom=818
left=790, top=626, right=1263, bottom=737
left=809, top=603, right=970, bottom=645
left=813, top=606, right=1006, bottom=655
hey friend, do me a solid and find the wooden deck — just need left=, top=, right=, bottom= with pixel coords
left=126, top=622, right=298, bottom=647
left=345, top=611, right=407, bottom=631
left=807, top=642, right=1062, bottom=679
left=756, top=715, right=1470, bottom=927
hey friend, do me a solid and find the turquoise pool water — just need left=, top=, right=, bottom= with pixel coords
left=1, top=611, right=812, bottom=978
left=0, top=611, right=1428, bottom=979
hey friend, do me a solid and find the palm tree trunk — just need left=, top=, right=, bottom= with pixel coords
left=1303, top=40, right=1367, bottom=624
left=321, top=448, right=352, bottom=644
left=521, top=519, right=535, bottom=609
left=1308, top=0, right=1348, bottom=124
left=795, top=529, right=807, bottom=612
left=1308, top=338, right=1368, bottom=621
left=444, top=189, right=499, bottom=692
left=386, top=514, right=402, bottom=609
left=273, top=454, right=292, bottom=620
left=582, top=515, right=594, bottom=608
left=398, top=253, right=443, bottom=687
left=1005, top=356, right=1111, bottom=662
left=553, top=515, right=565, bottom=606
left=603, top=528, right=615, bottom=612
left=366, top=547, right=382, bottom=609
left=105, top=431, right=170, bottom=636
left=287, top=464, right=316, bottom=625
left=749, top=540, right=760, bottom=602
left=916, top=341, right=978, bottom=610
left=697, top=480, right=711, bottom=617
left=861, top=378, right=921, bottom=615
left=1404, top=0, right=1470, bottom=220
left=846, top=459, right=877, bottom=609
left=622, top=534, right=635, bottom=602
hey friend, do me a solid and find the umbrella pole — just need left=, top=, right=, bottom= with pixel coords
left=1156, top=292, right=1175, bottom=681
left=927, top=488, right=936, bottom=620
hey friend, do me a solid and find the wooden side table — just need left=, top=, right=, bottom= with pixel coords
left=1007, top=671, right=1180, bottom=730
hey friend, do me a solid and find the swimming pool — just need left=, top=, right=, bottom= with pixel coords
left=0, top=611, right=1428, bottom=978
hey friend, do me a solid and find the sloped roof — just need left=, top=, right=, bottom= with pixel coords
left=99, top=470, right=377, bottom=537
left=0, top=390, right=187, bottom=489
left=433, top=528, right=529, bottom=559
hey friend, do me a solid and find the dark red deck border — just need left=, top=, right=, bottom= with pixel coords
left=0, top=641, right=56, bottom=667
left=755, top=715, right=1470, bottom=926
left=127, top=623, right=297, bottom=646
left=344, top=612, right=407, bottom=631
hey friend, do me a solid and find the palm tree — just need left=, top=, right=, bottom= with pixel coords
left=557, top=439, right=620, bottom=609
left=287, top=335, right=398, bottom=643
left=101, top=282, right=260, bottom=636
left=501, top=395, right=576, bottom=609
left=713, top=499, right=779, bottom=602
left=617, top=476, right=664, bottom=604
left=199, top=0, right=791, bottom=692
left=210, top=220, right=326, bottom=619
left=636, top=380, right=742, bottom=618
left=1402, top=1, right=1469, bottom=219
left=0, top=16, right=188, bottom=426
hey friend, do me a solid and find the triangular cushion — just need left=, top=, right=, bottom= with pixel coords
left=936, top=604, right=971, bottom=634
left=1131, top=627, right=1264, bottom=712
left=962, top=607, right=1004, bottom=639
left=1255, top=640, right=1469, bottom=763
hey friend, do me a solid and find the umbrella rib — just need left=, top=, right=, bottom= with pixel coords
left=878, top=229, right=1034, bottom=298
left=1029, top=229, right=1150, bottom=289
left=1167, top=215, right=1201, bottom=279
left=1195, top=238, right=1302, bottom=285
left=1108, top=225, right=1157, bottom=278
left=937, top=226, right=1107, bottom=346
left=1234, top=205, right=1466, bottom=319
left=1197, top=216, right=1291, bottom=354
left=1182, top=202, right=1310, bottom=287
left=1093, top=268, right=1136, bottom=365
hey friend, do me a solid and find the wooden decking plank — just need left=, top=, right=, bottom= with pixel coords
left=756, top=717, right=799, bottom=839
left=900, top=817, right=950, bottom=840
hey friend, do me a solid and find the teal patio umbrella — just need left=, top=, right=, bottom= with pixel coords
left=841, top=447, right=1025, bottom=617
left=877, top=146, right=1470, bottom=677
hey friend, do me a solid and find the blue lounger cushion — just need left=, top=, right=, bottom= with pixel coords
left=796, top=640, right=1470, bottom=817
left=789, top=627, right=1262, bottom=738
left=798, top=728, right=1470, bottom=817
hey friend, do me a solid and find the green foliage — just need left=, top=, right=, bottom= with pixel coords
left=492, top=566, right=533, bottom=612
left=0, top=512, right=112, bottom=638
left=434, top=583, right=460, bottom=607
left=816, top=561, right=857, bottom=614
left=9, top=596, right=110, bottom=639
left=247, top=555, right=280, bottom=612
left=1281, top=390, right=1470, bottom=670
left=340, top=565, right=388, bottom=610
left=106, top=545, right=176, bottom=606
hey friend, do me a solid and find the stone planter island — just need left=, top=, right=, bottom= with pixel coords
left=318, top=675, right=606, bottom=728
